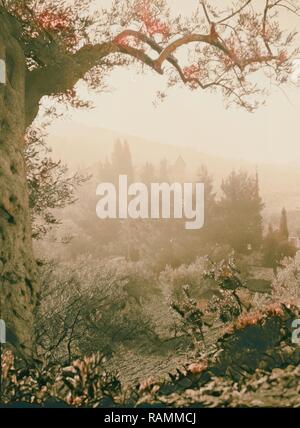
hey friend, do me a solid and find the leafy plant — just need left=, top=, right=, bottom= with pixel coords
left=1, top=351, right=121, bottom=408
left=170, top=285, right=209, bottom=349
left=207, top=292, right=241, bottom=323
left=204, top=257, right=247, bottom=317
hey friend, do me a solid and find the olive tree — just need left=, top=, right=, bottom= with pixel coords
left=0, top=0, right=298, bottom=356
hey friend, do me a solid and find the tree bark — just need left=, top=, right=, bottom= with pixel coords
left=0, top=8, right=37, bottom=359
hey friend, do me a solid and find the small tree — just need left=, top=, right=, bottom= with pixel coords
left=279, top=207, right=289, bottom=240
left=263, top=210, right=296, bottom=275
left=204, top=257, right=247, bottom=316
left=171, top=285, right=208, bottom=349
left=218, top=171, right=264, bottom=253
left=110, top=139, right=134, bottom=183
left=25, top=125, right=88, bottom=240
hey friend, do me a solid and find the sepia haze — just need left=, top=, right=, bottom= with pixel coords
left=44, top=0, right=300, bottom=166
left=42, top=0, right=300, bottom=216
left=46, top=122, right=300, bottom=216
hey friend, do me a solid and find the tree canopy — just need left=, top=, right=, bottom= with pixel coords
left=2, top=0, right=299, bottom=126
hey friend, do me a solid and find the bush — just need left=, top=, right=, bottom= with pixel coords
left=159, top=257, right=211, bottom=304
left=207, top=292, right=241, bottom=323
left=253, top=258, right=300, bottom=310
left=170, top=285, right=208, bottom=348
left=35, top=257, right=158, bottom=363
left=1, top=351, right=121, bottom=407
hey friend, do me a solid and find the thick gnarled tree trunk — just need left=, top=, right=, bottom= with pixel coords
left=0, top=8, right=37, bottom=358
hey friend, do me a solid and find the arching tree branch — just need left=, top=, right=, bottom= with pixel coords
left=22, top=0, right=300, bottom=124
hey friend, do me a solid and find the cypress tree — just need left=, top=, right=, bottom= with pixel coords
left=279, top=207, right=289, bottom=240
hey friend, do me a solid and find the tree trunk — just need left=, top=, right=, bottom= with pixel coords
left=0, top=9, right=37, bottom=359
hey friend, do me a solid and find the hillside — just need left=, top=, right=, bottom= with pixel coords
left=47, top=122, right=300, bottom=217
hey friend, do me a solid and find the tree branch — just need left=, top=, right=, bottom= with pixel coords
left=217, top=0, right=253, bottom=24
left=25, top=42, right=117, bottom=126
left=24, top=0, right=298, bottom=125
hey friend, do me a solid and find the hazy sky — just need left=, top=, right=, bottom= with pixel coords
left=48, top=0, right=300, bottom=165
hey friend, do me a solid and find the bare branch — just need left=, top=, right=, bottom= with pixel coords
left=200, top=1, right=212, bottom=24
left=217, top=0, right=253, bottom=24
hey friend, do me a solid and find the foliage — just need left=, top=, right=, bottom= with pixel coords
left=204, top=257, right=248, bottom=319
left=1, top=350, right=59, bottom=405
left=226, top=302, right=285, bottom=334
left=263, top=229, right=297, bottom=272
left=279, top=207, right=289, bottom=240
left=54, top=139, right=268, bottom=272
left=253, top=258, right=300, bottom=309
left=170, top=285, right=208, bottom=348
left=34, top=257, right=158, bottom=363
left=1, top=351, right=121, bottom=407
left=207, top=292, right=241, bottom=323
left=168, top=256, right=248, bottom=348
left=273, top=259, right=300, bottom=305
left=203, top=256, right=245, bottom=291
left=3, top=0, right=299, bottom=117
left=263, top=210, right=297, bottom=273
left=218, top=171, right=264, bottom=253
left=25, top=124, right=88, bottom=240
left=159, top=257, right=210, bottom=303
left=134, top=303, right=300, bottom=408
left=59, top=354, right=121, bottom=407
left=2, top=302, right=300, bottom=408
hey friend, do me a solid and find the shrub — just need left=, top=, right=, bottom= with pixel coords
left=253, top=258, right=300, bottom=310
left=35, top=257, right=158, bottom=363
left=207, top=292, right=241, bottom=323
left=159, top=257, right=211, bottom=304
left=170, top=285, right=208, bottom=348
left=1, top=351, right=121, bottom=407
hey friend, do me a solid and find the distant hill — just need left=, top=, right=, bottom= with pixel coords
left=47, top=122, right=250, bottom=174
left=47, top=122, right=300, bottom=218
